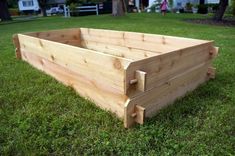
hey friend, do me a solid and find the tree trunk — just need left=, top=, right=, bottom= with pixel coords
left=199, top=0, right=205, bottom=4
left=41, top=7, right=47, bottom=17
left=0, top=0, right=12, bottom=21
left=38, top=0, right=47, bottom=17
left=112, top=0, right=125, bottom=16
left=213, top=0, right=228, bottom=21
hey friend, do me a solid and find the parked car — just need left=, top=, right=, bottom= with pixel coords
left=46, top=7, right=63, bottom=15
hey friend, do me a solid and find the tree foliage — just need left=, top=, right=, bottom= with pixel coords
left=7, top=0, right=18, bottom=8
left=66, top=0, right=109, bottom=5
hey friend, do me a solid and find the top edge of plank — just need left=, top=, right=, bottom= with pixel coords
left=18, top=28, right=214, bottom=64
left=18, top=34, right=134, bottom=64
left=24, top=28, right=80, bottom=35
left=125, top=41, right=214, bottom=67
left=79, top=28, right=214, bottom=43
left=22, top=27, right=214, bottom=44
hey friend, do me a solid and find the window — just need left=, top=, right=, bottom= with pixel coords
left=22, top=0, right=34, bottom=7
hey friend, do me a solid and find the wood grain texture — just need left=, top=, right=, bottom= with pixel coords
left=26, top=28, right=81, bottom=47
left=18, top=34, right=132, bottom=94
left=21, top=50, right=128, bottom=118
left=124, top=61, right=211, bottom=127
left=14, top=28, right=218, bottom=128
left=80, top=28, right=209, bottom=49
left=80, top=40, right=160, bottom=60
left=125, top=42, right=214, bottom=97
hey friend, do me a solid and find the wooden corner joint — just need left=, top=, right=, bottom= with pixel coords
left=12, top=34, right=22, bottom=59
left=131, top=105, right=145, bottom=125
left=207, top=67, right=216, bottom=79
left=124, top=102, right=146, bottom=128
left=129, top=70, right=147, bottom=92
left=130, top=79, right=138, bottom=84
left=209, top=46, right=219, bottom=58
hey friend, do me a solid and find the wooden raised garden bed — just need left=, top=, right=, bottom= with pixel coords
left=13, top=28, right=219, bottom=128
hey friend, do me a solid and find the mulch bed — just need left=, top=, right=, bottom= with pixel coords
left=185, top=17, right=235, bottom=27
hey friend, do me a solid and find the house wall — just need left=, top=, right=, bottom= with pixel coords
left=206, top=0, right=220, bottom=4
left=173, top=0, right=199, bottom=8
left=148, top=0, right=232, bottom=8
left=18, top=0, right=40, bottom=11
left=148, top=0, right=155, bottom=7
left=172, top=0, right=225, bottom=8
left=46, top=0, right=65, bottom=5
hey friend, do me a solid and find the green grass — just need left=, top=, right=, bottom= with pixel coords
left=0, top=13, right=235, bottom=155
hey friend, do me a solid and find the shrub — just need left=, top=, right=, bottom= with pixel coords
left=206, top=3, right=219, bottom=13
left=179, top=8, right=184, bottom=13
left=69, top=3, right=79, bottom=16
left=185, top=2, right=193, bottom=12
left=9, top=8, right=19, bottom=16
left=197, top=4, right=208, bottom=14
left=149, top=4, right=157, bottom=12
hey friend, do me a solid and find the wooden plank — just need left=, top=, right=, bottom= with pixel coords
left=145, top=46, right=210, bottom=88
left=58, top=40, right=82, bottom=47
left=145, top=64, right=210, bottom=117
left=125, top=42, right=214, bottom=97
left=21, top=50, right=128, bottom=118
left=124, top=61, right=211, bottom=127
left=136, top=61, right=210, bottom=110
left=12, top=34, right=21, bottom=59
left=80, top=28, right=177, bottom=53
left=124, top=32, right=209, bottom=48
left=80, top=28, right=211, bottom=50
left=26, top=28, right=81, bottom=46
left=80, top=28, right=124, bottom=39
left=18, top=34, right=132, bottom=94
left=124, top=38, right=177, bottom=53
left=80, top=40, right=160, bottom=60
left=81, top=33, right=176, bottom=53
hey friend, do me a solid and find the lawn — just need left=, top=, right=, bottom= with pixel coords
left=0, top=13, right=235, bottom=155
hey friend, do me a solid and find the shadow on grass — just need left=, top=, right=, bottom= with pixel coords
left=184, top=17, right=235, bottom=27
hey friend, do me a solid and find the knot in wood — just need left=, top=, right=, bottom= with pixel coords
left=113, top=58, right=122, bottom=70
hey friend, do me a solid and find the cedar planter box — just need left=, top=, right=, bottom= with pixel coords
left=13, top=28, right=218, bottom=128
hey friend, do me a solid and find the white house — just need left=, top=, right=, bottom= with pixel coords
left=172, top=0, right=220, bottom=8
left=18, top=0, right=66, bottom=13
left=18, top=0, right=40, bottom=12
left=147, top=0, right=223, bottom=8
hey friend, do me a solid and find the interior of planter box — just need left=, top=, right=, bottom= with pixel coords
left=27, top=28, right=209, bottom=61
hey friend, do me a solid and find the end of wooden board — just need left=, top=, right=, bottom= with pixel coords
left=207, top=67, right=216, bottom=79
left=209, top=46, right=219, bottom=58
left=12, top=34, right=21, bottom=59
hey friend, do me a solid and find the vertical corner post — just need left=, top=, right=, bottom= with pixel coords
left=12, top=34, right=21, bottom=59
